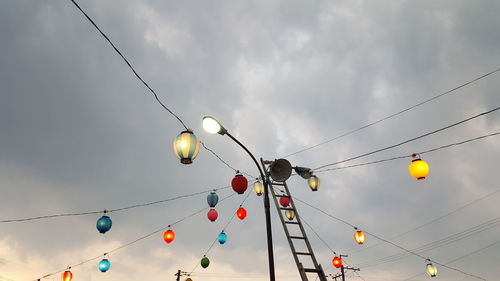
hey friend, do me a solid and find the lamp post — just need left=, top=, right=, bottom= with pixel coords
left=202, top=116, right=276, bottom=281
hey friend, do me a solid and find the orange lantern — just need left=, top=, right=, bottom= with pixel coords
left=62, top=270, right=73, bottom=281
left=163, top=229, right=175, bottom=244
left=236, top=207, right=247, bottom=220
left=354, top=228, right=365, bottom=245
left=332, top=256, right=342, bottom=268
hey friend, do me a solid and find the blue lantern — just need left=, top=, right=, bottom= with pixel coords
left=217, top=231, right=227, bottom=244
left=96, top=215, right=112, bottom=234
left=173, top=130, right=200, bottom=165
left=98, top=258, right=111, bottom=272
left=207, top=191, right=219, bottom=208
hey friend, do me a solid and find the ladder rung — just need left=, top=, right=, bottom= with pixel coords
left=280, top=207, right=294, bottom=211
left=303, top=268, right=321, bottom=273
left=296, top=252, right=312, bottom=256
left=285, top=221, right=299, bottom=225
left=271, top=182, right=285, bottom=186
left=290, top=236, right=305, bottom=240
left=275, top=194, right=289, bottom=198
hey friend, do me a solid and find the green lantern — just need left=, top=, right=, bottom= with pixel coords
left=173, top=129, right=200, bottom=164
left=201, top=256, right=210, bottom=268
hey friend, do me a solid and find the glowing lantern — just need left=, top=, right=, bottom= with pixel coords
left=96, top=215, right=112, bottom=234
left=61, top=270, right=73, bottom=281
left=308, top=175, right=320, bottom=191
left=354, top=228, right=366, bottom=245
left=207, top=191, right=219, bottom=208
left=163, top=229, right=175, bottom=243
left=285, top=210, right=295, bottom=221
left=98, top=258, right=111, bottom=272
left=408, top=154, right=429, bottom=180
left=332, top=256, right=342, bottom=268
left=231, top=172, right=248, bottom=194
left=186, top=279, right=193, bottom=281
left=426, top=261, right=437, bottom=277
left=236, top=207, right=247, bottom=220
left=207, top=209, right=218, bottom=222
left=253, top=180, right=264, bottom=196
left=218, top=231, right=227, bottom=244
left=173, top=130, right=200, bottom=165
left=279, top=196, right=290, bottom=207
left=201, top=256, right=210, bottom=268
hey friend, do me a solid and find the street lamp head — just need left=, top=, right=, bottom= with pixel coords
left=202, top=116, right=227, bottom=135
left=294, top=167, right=312, bottom=179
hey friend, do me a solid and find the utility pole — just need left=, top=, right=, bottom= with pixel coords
left=174, top=270, right=189, bottom=281
left=330, top=255, right=360, bottom=281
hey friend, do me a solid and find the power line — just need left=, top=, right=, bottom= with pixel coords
left=0, top=186, right=230, bottom=223
left=315, top=131, right=500, bottom=174
left=283, top=67, right=500, bottom=158
left=32, top=193, right=236, bottom=281
left=293, top=197, right=487, bottom=281
left=314, top=105, right=500, bottom=171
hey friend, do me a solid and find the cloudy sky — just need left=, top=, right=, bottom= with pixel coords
left=1, top=1, right=500, bottom=281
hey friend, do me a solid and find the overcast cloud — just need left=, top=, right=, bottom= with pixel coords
left=1, top=1, right=500, bottom=281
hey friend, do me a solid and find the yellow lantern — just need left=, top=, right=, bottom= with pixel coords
left=426, top=261, right=437, bottom=277
left=186, top=278, right=193, bottom=281
left=307, top=175, right=320, bottom=191
left=408, top=154, right=429, bottom=180
left=354, top=228, right=365, bottom=245
left=253, top=180, right=264, bottom=196
left=173, top=129, right=200, bottom=164
left=285, top=210, right=295, bottom=220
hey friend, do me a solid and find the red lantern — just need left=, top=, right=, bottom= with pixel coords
left=62, top=270, right=73, bottom=281
left=163, top=229, right=175, bottom=244
left=207, top=209, right=218, bottom=222
left=236, top=207, right=247, bottom=220
left=332, top=256, right=342, bottom=268
left=231, top=172, right=248, bottom=194
left=279, top=196, right=290, bottom=207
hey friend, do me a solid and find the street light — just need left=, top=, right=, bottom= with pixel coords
left=202, top=115, right=276, bottom=281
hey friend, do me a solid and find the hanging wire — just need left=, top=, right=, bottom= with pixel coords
left=315, top=131, right=500, bottom=174
left=283, top=67, right=500, bottom=159
left=292, top=196, right=487, bottom=281
left=32, top=193, right=236, bottom=280
left=189, top=190, right=253, bottom=275
left=0, top=185, right=230, bottom=223
left=313, top=105, right=500, bottom=171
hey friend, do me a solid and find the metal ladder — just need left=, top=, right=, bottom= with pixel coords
left=268, top=180, right=328, bottom=281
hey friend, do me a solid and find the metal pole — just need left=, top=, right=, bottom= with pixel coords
left=175, top=270, right=181, bottom=281
left=226, top=132, right=275, bottom=281
left=341, top=265, right=345, bottom=281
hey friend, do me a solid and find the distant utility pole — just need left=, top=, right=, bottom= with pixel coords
left=330, top=255, right=360, bottom=281
left=174, top=270, right=189, bottom=281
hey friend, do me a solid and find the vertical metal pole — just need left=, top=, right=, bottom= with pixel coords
left=175, top=270, right=181, bottom=281
left=341, top=265, right=346, bottom=281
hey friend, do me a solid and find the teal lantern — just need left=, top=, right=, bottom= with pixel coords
left=173, top=129, right=200, bottom=164
left=96, top=214, right=112, bottom=234
left=201, top=256, right=210, bottom=268
left=218, top=231, right=227, bottom=244
left=207, top=191, right=219, bottom=208
left=98, top=258, right=111, bottom=272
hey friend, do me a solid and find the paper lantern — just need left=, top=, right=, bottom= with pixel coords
left=279, top=196, right=290, bottom=207
left=426, top=261, right=437, bottom=277
left=354, top=229, right=366, bottom=245
left=218, top=231, right=227, bottom=244
left=253, top=180, right=264, bottom=196
left=98, top=258, right=111, bottom=272
left=173, top=130, right=200, bottom=164
left=231, top=172, right=248, bottom=194
left=61, top=270, right=73, bottom=281
left=96, top=215, right=112, bottom=234
left=201, top=256, right=210, bottom=268
left=408, top=154, right=429, bottom=180
left=332, top=257, right=342, bottom=268
left=207, top=209, right=218, bottom=222
left=285, top=210, right=295, bottom=221
left=308, top=175, right=320, bottom=191
left=163, top=229, right=175, bottom=244
left=207, top=191, right=219, bottom=208
left=236, top=207, right=247, bottom=220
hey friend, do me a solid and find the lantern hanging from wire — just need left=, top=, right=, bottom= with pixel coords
left=285, top=210, right=295, bottom=221
left=201, top=256, right=210, bottom=268
left=308, top=175, right=320, bottom=191
left=231, top=171, right=248, bottom=194
left=207, top=191, right=219, bottom=208
left=96, top=212, right=112, bottom=234
left=163, top=228, right=175, bottom=244
left=354, top=227, right=366, bottom=245
left=279, top=196, right=290, bottom=207
left=236, top=207, right=247, bottom=220
left=98, top=255, right=111, bottom=272
left=173, top=129, right=200, bottom=165
left=218, top=231, right=227, bottom=244
left=253, top=180, right=264, bottom=196
left=426, top=260, right=437, bottom=277
left=332, top=256, right=342, bottom=268
left=61, top=270, right=73, bottom=281
left=207, top=209, right=218, bottom=222
left=185, top=278, right=193, bottom=281
left=408, top=154, right=429, bottom=180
